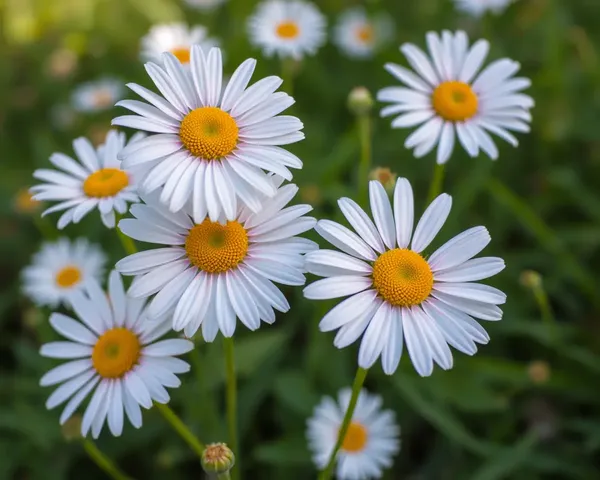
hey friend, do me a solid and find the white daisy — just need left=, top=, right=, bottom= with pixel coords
left=22, top=238, right=105, bottom=308
left=334, top=7, right=394, bottom=59
left=115, top=179, right=317, bottom=340
left=39, top=271, right=194, bottom=439
left=184, top=0, right=228, bottom=11
left=140, top=23, right=219, bottom=65
left=453, top=0, right=515, bottom=17
left=304, top=179, right=506, bottom=377
left=72, top=78, right=123, bottom=113
left=377, top=30, right=533, bottom=164
left=307, top=388, right=400, bottom=479
left=112, top=46, right=304, bottom=220
left=247, top=0, right=327, bottom=60
left=31, top=130, right=142, bottom=229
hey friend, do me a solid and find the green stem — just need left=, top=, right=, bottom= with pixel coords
left=33, top=215, right=57, bottom=240
left=217, top=472, right=232, bottom=480
left=223, top=337, right=238, bottom=480
left=82, top=439, right=132, bottom=480
left=318, top=367, right=369, bottom=480
left=154, top=402, right=205, bottom=458
left=357, top=114, right=372, bottom=206
left=117, top=228, right=137, bottom=255
left=427, top=163, right=446, bottom=204
left=281, top=58, right=296, bottom=96
left=532, top=284, right=556, bottom=338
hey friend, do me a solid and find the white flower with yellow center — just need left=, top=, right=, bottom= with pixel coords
left=31, top=130, right=142, bottom=229
left=334, top=7, right=394, bottom=59
left=307, top=388, right=400, bottom=479
left=113, top=46, right=303, bottom=221
left=116, top=179, right=316, bottom=340
left=247, top=0, right=327, bottom=60
left=22, top=238, right=105, bottom=308
left=304, top=179, right=506, bottom=377
left=184, top=0, right=227, bottom=11
left=453, top=0, right=515, bottom=17
left=72, top=78, right=123, bottom=113
left=40, top=271, right=194, bottom=439
left=377, top=30, right=533, bottom=164
left=140, top=23, right=219, bottom=65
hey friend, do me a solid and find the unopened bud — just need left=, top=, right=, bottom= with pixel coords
left=369, top=167, right=397, bottom=193
left=61, top=415, right=83, bottom=442
left=14, top=188, right=42, bottom=215
left=528, top=360, right=551, bottom=384
left=202, top=443, right=235, bottom=474
left=348, top=87, right=374, bottom=115
left=520, top=270, right=542, bottom=289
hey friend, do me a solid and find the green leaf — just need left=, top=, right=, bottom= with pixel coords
left=253, top=437, right=311, bottom=466
left=273, top=370, right=320, bottom=417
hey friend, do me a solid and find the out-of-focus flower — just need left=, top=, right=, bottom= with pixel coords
left=369, top=167, right=397, bottom=193
left=334, top=7, right=394, bottom=59
left=300, top=184, right=323, bottom=207
left=184, top=0, right=228, bottom=11
left=72, top=78, right=123, bottom=113
left=453, top=0, right=516, bottom=17
left=14, top=187, right=42, bottom=214
left=47, top=48, right=78, bottom=79
left=528, top=360, right=551, bottom=384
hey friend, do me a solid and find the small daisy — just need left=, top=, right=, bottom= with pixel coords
left=304, top=179, right=506, bottom=377
left=72, top=78, right=123, bottom=113
left=377, top=30, right=533, bottom=164
left=453, top=0, right=515, bottom=17
left=307, top=388, right=400, bottom=479
left=184, top=0, right=228, bottom=11
left=40, top=271, right=194, bottom=438
left=247, top=0, right=327, bottom=60
left=113, top=46, right=303, bottom=220
left=22, top=238, right=105, bottom=308
left=31, top=130, right=142, bottom=229
left=140, top=23, right=219, bottom=65
left=115, top=179, right=316, bottom=340
left=334, top=7, right=394, bottom=59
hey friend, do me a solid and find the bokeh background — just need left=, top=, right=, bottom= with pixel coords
left=2, top=0, right=600, bottom=478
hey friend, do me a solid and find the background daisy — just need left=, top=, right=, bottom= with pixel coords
left=304, top=179, right=506, bottom=376
left=334, top=7, right=394, bottom=59
left=377, top=30, right=533, bottom=164
left=140, top=23, right=219, bottom=65
left=247, top=0, right=327, bottom=60
left=453, top=0, right=516, bottom=17
left=116, top=179, right=316, bottom=340
left=39, top=271, right=194, bottom=438
left=22, top=238, right=105, bottom=308
left=72, top=78, right=123, bottom=113
left=31, top=130, right=142, bottom=229
left=307, top=388, right=400, bottom=479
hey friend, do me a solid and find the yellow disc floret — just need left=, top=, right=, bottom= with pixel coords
left=185, top=220, right=249, bottom=273
left=170, top=47, right=191, bottom=64
left=83, top=168, right=129, bottom=198
left=55, top=265, right=82, bottom=288
left=179, top=107, right=239, bottom=160
left=92, top=328, right=141, bottom=378
left=276, top=21, right=300, bottom=39
left=372, top=249, right=433, bottom=307
left=432, top=81, right=479, bottom=122
left=356, top=25, right=374, bottom=44
left=341, top=422, right=368, bottom=453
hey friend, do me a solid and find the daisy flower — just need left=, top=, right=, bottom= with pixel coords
left=140, top=23, right=219, bottom=65
left=453, top=0, right=515, bottom=17
left=304, top=179, right=506, bottom=377
left=307, top=388, right=400, bottom=479
left=113, top=46, right=303, bottom=220
left=40, top=271, right=194, bottom=438
left=247, top=0, right=327, bottom=60
left=377, top=30, right=533, bottom=164
left=72, top=78, right=123, bottom=113
left=31, top=130, right=142, bottom=229
left=115, top=179, right=316, bottom=340
left=334, top=7, right=394, bottom=59
left=184, top=0, right=228, bottom=11
left=22, top=238, right=105, bottom=308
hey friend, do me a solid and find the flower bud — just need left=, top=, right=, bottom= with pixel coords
left=201, top=443, right=235, bottom=475
left=369, top=167, right=397, bottom=193
left=61, top=415, right=83, bottom=442
left=520, top=270, right=542, bottom=289
left=348, top=87, right=374, bottom=116
left=528, top=360, right=551, bottom=384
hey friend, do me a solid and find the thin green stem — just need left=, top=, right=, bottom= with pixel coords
left=427, top=163, right=446, bottom=204
left=82, top=439, right=132, bottom=480
left=217, top=472, right=232, bottom=480
left=223, top=336, right=238, bottom=480
left=154, top=402, right=205, bottom=458
left=117, top=228, right=137, bottom=255
left=533, top=285, right=556, bottom=337
left=281, top=58, right=296, bottom=96
left=357, top=114, right=372, bottom=206
left=318, top=367, right=369, bottom=480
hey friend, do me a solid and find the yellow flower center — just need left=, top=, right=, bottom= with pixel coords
left=179, top=107, right=239, bottom=160
left=55, top=265, right=82, bottom=288
left=276, top=21, right=300, bottom=39
left=356, top=24, right=374, bottom=44
left=185, top=220, right=249, bottom=273
left=432, top=81, right=478, bottom=122
left=14, top=188, right=41, bottom=213
left=83, top=168, right=129, bottom=198
left=341, top=421, right=368, bottom=453
left=92, top=328, right=141, bottom=379
left=170, top=47, right=191, bottom=64
left=92, top=89, right=113, bottom=109
left=372, top=249, right=433, bottom=307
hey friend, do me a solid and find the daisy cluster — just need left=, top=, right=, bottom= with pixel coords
left=21, top=0, right=532, bottom=477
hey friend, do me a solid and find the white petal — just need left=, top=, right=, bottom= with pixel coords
left=303, top=276, right=372, bottom=300
left=413, top=306, right=453, bottom=370
left=221, top=58, right=257, bottom=112
left=433, top=291, right=503, bottom=321
left=369, top=181, right=396, bottom=250
left=143, top=338, right=194, bottom=356
left=147, top=267, right=196, bottom=319
left=40, top=342, right=93, bottom=359
left=433, top=282, right=506, bottom=304
left=393, top=178, right=414, bottom=249
left=337, top=198, right=385, bottom=254
left=215, top=275, right=237, bottom=337
left=107, top=381, right=124, bottom=436
left=428, top=226, right=491, bottom=271
left=305, top=250, right=372, bottom=278
left=384, top=62, right=431, bottom=93
left=381, top=307, right=403, bottom=375
left=436, top=122, right=455, bottom=165
left=40, top=359, right=92, bottom=387
left=458, top=39, right=489, bottom=84
left=116, top=248, right=186, bottom=276
left=400, top=43, right=439, bottom=86
left=411, top=193, right=452, bottom=253
left=358, top=302, right=392, bottom=369
left=315, top=220, right=377, bottom=262
left=403, top=307, right=433, bottom=376
left=49, top=313, right=97, bottom=345
left=319, top=289, right=379, bottom=332
left=434, top=257, right=505, bottom=282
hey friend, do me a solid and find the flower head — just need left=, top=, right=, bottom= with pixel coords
left=377, top=30, right=533, bottom=164
left=31, top=130, right=142, bottom=229
left=14, top=187, right=42, bottom=214
left=247, top=0, right=327, bottom=60
left=72, top=78, right=123, bottom=113
left=304, top=179, right=506, bottom=376
left=202, top=443, right=235, bottom=474
left=334, top=7, right=394, bottom=59
left=307, top=388, right=400, bottom=479
left=453, top=0, right=516, bottom=17
left=39, top=271, right=193, bottom=438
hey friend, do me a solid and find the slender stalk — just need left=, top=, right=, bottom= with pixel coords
left=223, top=337, right=238, bottom=480
left=532, top=283, right=556, bottom=337
left=318, top=367, right=368, bottom=480
left=117, top=228, right=137, bottom=255
left=217, top=473, right=232, bottom=480
left=357, top=114, right=372, bottom=206
left=154, top=402, right=205, bottom=458
left=427, top=163, right=446, bottom=204
left=82, top=439, right=132, bottom=480
left=281, top=58, right=296, bottom=96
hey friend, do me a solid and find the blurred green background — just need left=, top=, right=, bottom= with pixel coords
left=2, top=0, right=600, bottom=478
